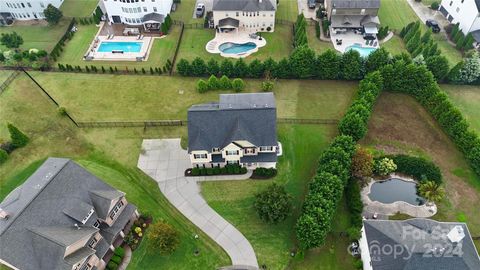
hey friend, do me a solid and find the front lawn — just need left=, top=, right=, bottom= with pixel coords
left=60, top=0, right=99, bottom=18
left=201, top=124, right=344, bottom=269
left=29, top=72, right=357, bottom=121
left=443, top=84, right=480, bottom=133
left=0, top=72, right=231, bottom=269
left=0, top=19, right=70, bottom=52
left=57, top=24, right=181, bottom=69
left=361, top=92, right=480, bottom=240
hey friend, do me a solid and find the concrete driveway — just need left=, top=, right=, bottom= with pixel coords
left=193, top=0, right=213, bottom=19
left=298, top=0, right=318, bottom=20
left=407, top=0, right=450, bottom=32
left=137, top=139, right=258, bottom=269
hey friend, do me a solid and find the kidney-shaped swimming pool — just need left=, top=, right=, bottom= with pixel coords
left=219, top=42, right=257, bottom=55
left=368, top=178, right=426, bottom=206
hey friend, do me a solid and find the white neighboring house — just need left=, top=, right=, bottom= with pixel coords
left=0, top=0, right=64, bottom=24
left=212, top=0, right=276, bottom=33
left=188, top=93, right=282, bottom=169
left=440, top=0, right=480, bottom=42
left=101, top=0, right=172, bottom=31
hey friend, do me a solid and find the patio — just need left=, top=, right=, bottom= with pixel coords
left=205, top=30, right=267, bottom=58
left=330, top=29, right=379, bottom=53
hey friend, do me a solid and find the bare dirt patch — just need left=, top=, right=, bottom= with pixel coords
left=361, top=92, right=480, bottom=235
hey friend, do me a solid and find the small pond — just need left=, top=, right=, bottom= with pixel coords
left=368, top=178, right=426, bottom=206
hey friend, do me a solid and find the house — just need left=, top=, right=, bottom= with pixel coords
left=359, top=218, right=480, bottom=270
left=439, top=0, right=480, bottom=43
left=325, top=0, right=381, bottom=36
left=101, top=0, right=172, bottom=32
left=0, top=0, right=64, bottom=23
left=0, top=158, right=139, bottom=270
left=187, top=92, right=281, bottom=169
left=212, top=0, right=276, bottom=33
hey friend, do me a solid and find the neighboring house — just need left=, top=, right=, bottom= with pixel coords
left=0, top=0, right=64, bottom=22
left=0, top=158, right=139, bottom=270
left=187, top=92, right=281, bottom=169
left=325, top=0, right=381, bottom=36
left=212, top=0, right=276, bottom=33
left=101, top=0, right=172, bottom=31
left=359, top=218, right=480, bottom=270
left=440, top=0, right=480, bottom=42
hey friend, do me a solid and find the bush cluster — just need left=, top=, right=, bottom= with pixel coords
left=345, top=178, right=363, bottom=231
left=177, top=47, right=367, bottom=80
left=376, top=26, right=389, bottom=40
left=295, top=135, right=356, bottom=249
left=57, top=60, right=173, bottom=75
left=253, top=167, right=277, bottom=178
left=448, top=52, right=480, bottom=85
left=191, top=165, right=247, bottom=176
left=382, top=154, right=442, bottom=184
left=196, top=75, right=245, bottom=93
left=448, top=23, right=475, bottom=51
left=380, top=60, right=480, bottom=177
left=161, top=14, right=173, bottom=34
left=294, top=14, right=308, bottom=48
left=254, top=183, right=292, bottom=224
left=0, top=48, right=49, bottom=70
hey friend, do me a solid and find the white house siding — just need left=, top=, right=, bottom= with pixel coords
left=213, top=10, right=275, bottom=32
left=359, top=225, right=374, bottom=270
left=102, top=0, right=172, bottom=25
left=190, top=150, right=211, bottom=164
left=440, top=0, right=480, bottom=33
left=2, top=0, right=64, bottom=20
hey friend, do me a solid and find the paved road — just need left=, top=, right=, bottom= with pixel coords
left=137, top=139, right=258, bottom=269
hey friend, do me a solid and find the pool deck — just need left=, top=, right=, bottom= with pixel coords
left=330, top=29, right=379, bottom=54
left=206, top=31, right=267, bottom=59
left=361, top=174, right=437, bottom=218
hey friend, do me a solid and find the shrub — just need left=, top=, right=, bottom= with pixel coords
left=254, top=183, right=292, bottom=224
left=114, top=247, right=125, bottom=257
left=147, top=221, right=180, bottom=254
left=44, top=4, right=63, bottom=25
left=351, top=147, right=374, bottom=179
left=207, top=75, right=220, bottom=90
left=106, top=261, right=118, bottom=270
left=219, top=75, right=231, bottom=89
left=197, top=79, right=209, bottom=93
left=261, top=80, right=274, bottom=92
left=192, top=167, right=200, bottom=176
left=418, top=180, right=445, bottom=203
left=346, top=178, right=363, bottom=229
left=431, top=1, right=439, bottom=10
left=0, top=32, right=24, bottom=49
left=7, top=123, right=29, bottom=148
left=206, top=168, right=214, bottom=175
left=0, top=149, right=8, bottom=165
left=110, top=255, right=122, bottom=264
left=232, top=78, right=245, bottom=92
left=385, top=154, right=442, bottom=184
left=57, top=107, right=67, bottom=116
left=374, top=157, right=397, bottom=176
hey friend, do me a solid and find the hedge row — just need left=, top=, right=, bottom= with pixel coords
left=345, top=178, right=363, bottom=229
left=383, top=154, right=442, bottom=184
left=294, top=14, right=307, bottom=48
left=380, top=61, right=480, bottom=177
left=191, top=165, right=247, bottom=176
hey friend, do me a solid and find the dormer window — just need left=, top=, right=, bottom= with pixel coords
left=226, top=150, right=239, bottom=155
left=93, top=220, right=101, bottom=228
left=88, top=237, right=98, bottom=248
left=212, top=147, right=220, bottom=152
left=109, top=200, right=124, bottom=220
left=81, top=208, right=94, bottom=224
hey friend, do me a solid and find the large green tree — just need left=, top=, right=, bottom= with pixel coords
left=254, top=183, right=292, bottom=224
left=0, top=32, right=23, bottom=49
left=44, top=4, right=63, bottom=25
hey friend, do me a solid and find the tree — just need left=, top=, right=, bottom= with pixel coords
left=219, top=75, right=231, bottom=89
left=0, top=149, right=8, bottom=165
left=338, top=113, right=367, bottom=141
left=421, top=28, right=432, bottom=44
left=316, top=49, right=340, bottom=79
left=147, top=221, right=180, bottom=254
left=289, top=45, right=316, bottom=78
left=351, top=147, right=374, bottom=179
left=365, top=47, right=390, bottom=73
left=191, top=57, right=207, bottom=76
left=449, top=52, right=480, bottom=84
left=207, top=75, right=220, bottom=90
left=374, top=157, right=397, bottom=176
left=248, top=59, right=264, bottom=78
left=254, top=183, right=292, bottom=224
left=44, top=4, right=63, bottom=25
left=418, top=181, right=445, bottom=203
left=196, top=79, right=209, bottom=93
left=176, top=59, right=192, bottom=76
left=0, top=32, right=23, bottom=49
left=206, top=59, right=220, bottom=76
left=426, top=55, right=450, bottom=81
left=233, top=58, right=248, bottom=78
left=231, top=78, right=245, bottom=92
left=406, top=30, right=421, bottom=53
left=341, top=50, right=363, bottom=80
left=7, top=123, right=29, bottom=148
left=220, top=59, right=234, bottom=77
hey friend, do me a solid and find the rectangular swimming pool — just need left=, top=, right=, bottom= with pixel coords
left=97, top=41, right=143, bottom=53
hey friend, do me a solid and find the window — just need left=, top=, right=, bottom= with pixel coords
left=449, top=1, right=453, bottom=6
left=153, top=7, right=157, bottom=12
left=245, top=148, right=256, bottom=154
left=226, top=150, right=239, bottom=155
left=93, top=220, right=100, bottom=228
left=21, top=3, right=25, bottom=8
left=82, top=208, right=95, bottom=224
left=88, top=237, right=98, bottom=248
left=193, top=153, right=207, bottom=159
left=27, top=2, right=31, bottom=7
left=332, top=8, right=336, bottom=15
left=236, top=12, right=239, bottom=17
left=109, top=200, right=124, bottom=220
left=260, top=146, right=273, bottom=152
left=212, top=148, right=220, bottom=152
left=361, top=8, right=365, bottom=15
left=137, top=7, right=141, bottom=12
left=143, top=6, right=147, bottom=12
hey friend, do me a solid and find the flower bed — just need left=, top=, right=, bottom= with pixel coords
left=124, top=214, right=152, bottom=251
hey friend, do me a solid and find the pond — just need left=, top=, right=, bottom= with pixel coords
left=368, top=178, right=426, bottom=206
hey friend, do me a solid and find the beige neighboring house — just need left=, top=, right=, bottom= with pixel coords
left=212, top=0, right=277, bottom=33
left=0, top=158, right=139, bottom=270
left=188, top=93, right=281, bottom=169
left=325, top=0, right=381, bottom=36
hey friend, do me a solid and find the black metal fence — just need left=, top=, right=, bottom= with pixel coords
left=277, top=118, right=338, bottom=125
left=0, top=69, right=21, bottom=94
left=170, top=21, right=185, bottom=75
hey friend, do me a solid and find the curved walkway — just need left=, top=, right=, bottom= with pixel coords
left=116, top=245, right=132, bottom=270
left=137, top=139, right=258, bottom=269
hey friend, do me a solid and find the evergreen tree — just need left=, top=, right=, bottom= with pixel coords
left=7, top=123, right=29, bottom=148
left=206, top=59, right=220, bottom=76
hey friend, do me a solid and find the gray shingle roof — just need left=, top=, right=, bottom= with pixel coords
left=213, top=0, right=276, bottom=11
left=472, top=29, right=480, bottom=42
left=363, top=219, right=480, bottom=270
left=188, top=93, right=277, bottom=152
left=0, top=158, right=137, bottom=270
left=332, top=0, right=380, bottom=9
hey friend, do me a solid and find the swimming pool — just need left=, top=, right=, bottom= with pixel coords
left=98, top=41, right=143, bottom=53
left=346, top=43, right=376, bottom=57
left=219, top=42, right=257, bottom=54
left=368, top=178, right=425, bottom=206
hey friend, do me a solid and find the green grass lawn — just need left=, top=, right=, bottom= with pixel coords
left=381, top=34, right=408, bottom=55
left=60, top=0, right=99, bottom=18
left=0, top=73, right=231, bottom=269
left=57, top=24, right=181, bottom=69
left=29, top=72, right=357, bottom=121
left=201, top=124, right=351, bottom=269
left=0, top=19, right=70, bottom=52
left=276, top=0, right=299, bottom=22
left=442, top=84, right=480, bottom=133
left=176, top=28, right=219, bottom=62
left=170, top=0, right=204, bottom=24
left=378, top=0, right=462, bottom=64
left=0, top=70, right=13, bottom=83
left=307, top=24, right=334, bottom=54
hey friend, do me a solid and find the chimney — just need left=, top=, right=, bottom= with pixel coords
left=0, top=208, right=10, bottom=220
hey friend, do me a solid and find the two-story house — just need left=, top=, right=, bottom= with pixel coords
left=0, top=0, right=64, bottom=24
left=187, top=92, right=281, bottom=169
left=0, top=158, right=138, bottom=270
left=440, top=0, right=480, bottom=43
left=212, top=0, right=277, bottom=33
left=325, top=0, right=381, bottom=36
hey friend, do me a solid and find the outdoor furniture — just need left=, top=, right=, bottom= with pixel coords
left=373, top=41, right=378, bottom=47
left=139, top=35, right=144, bottom=40
left=249, top=33, right=258, bottom=39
